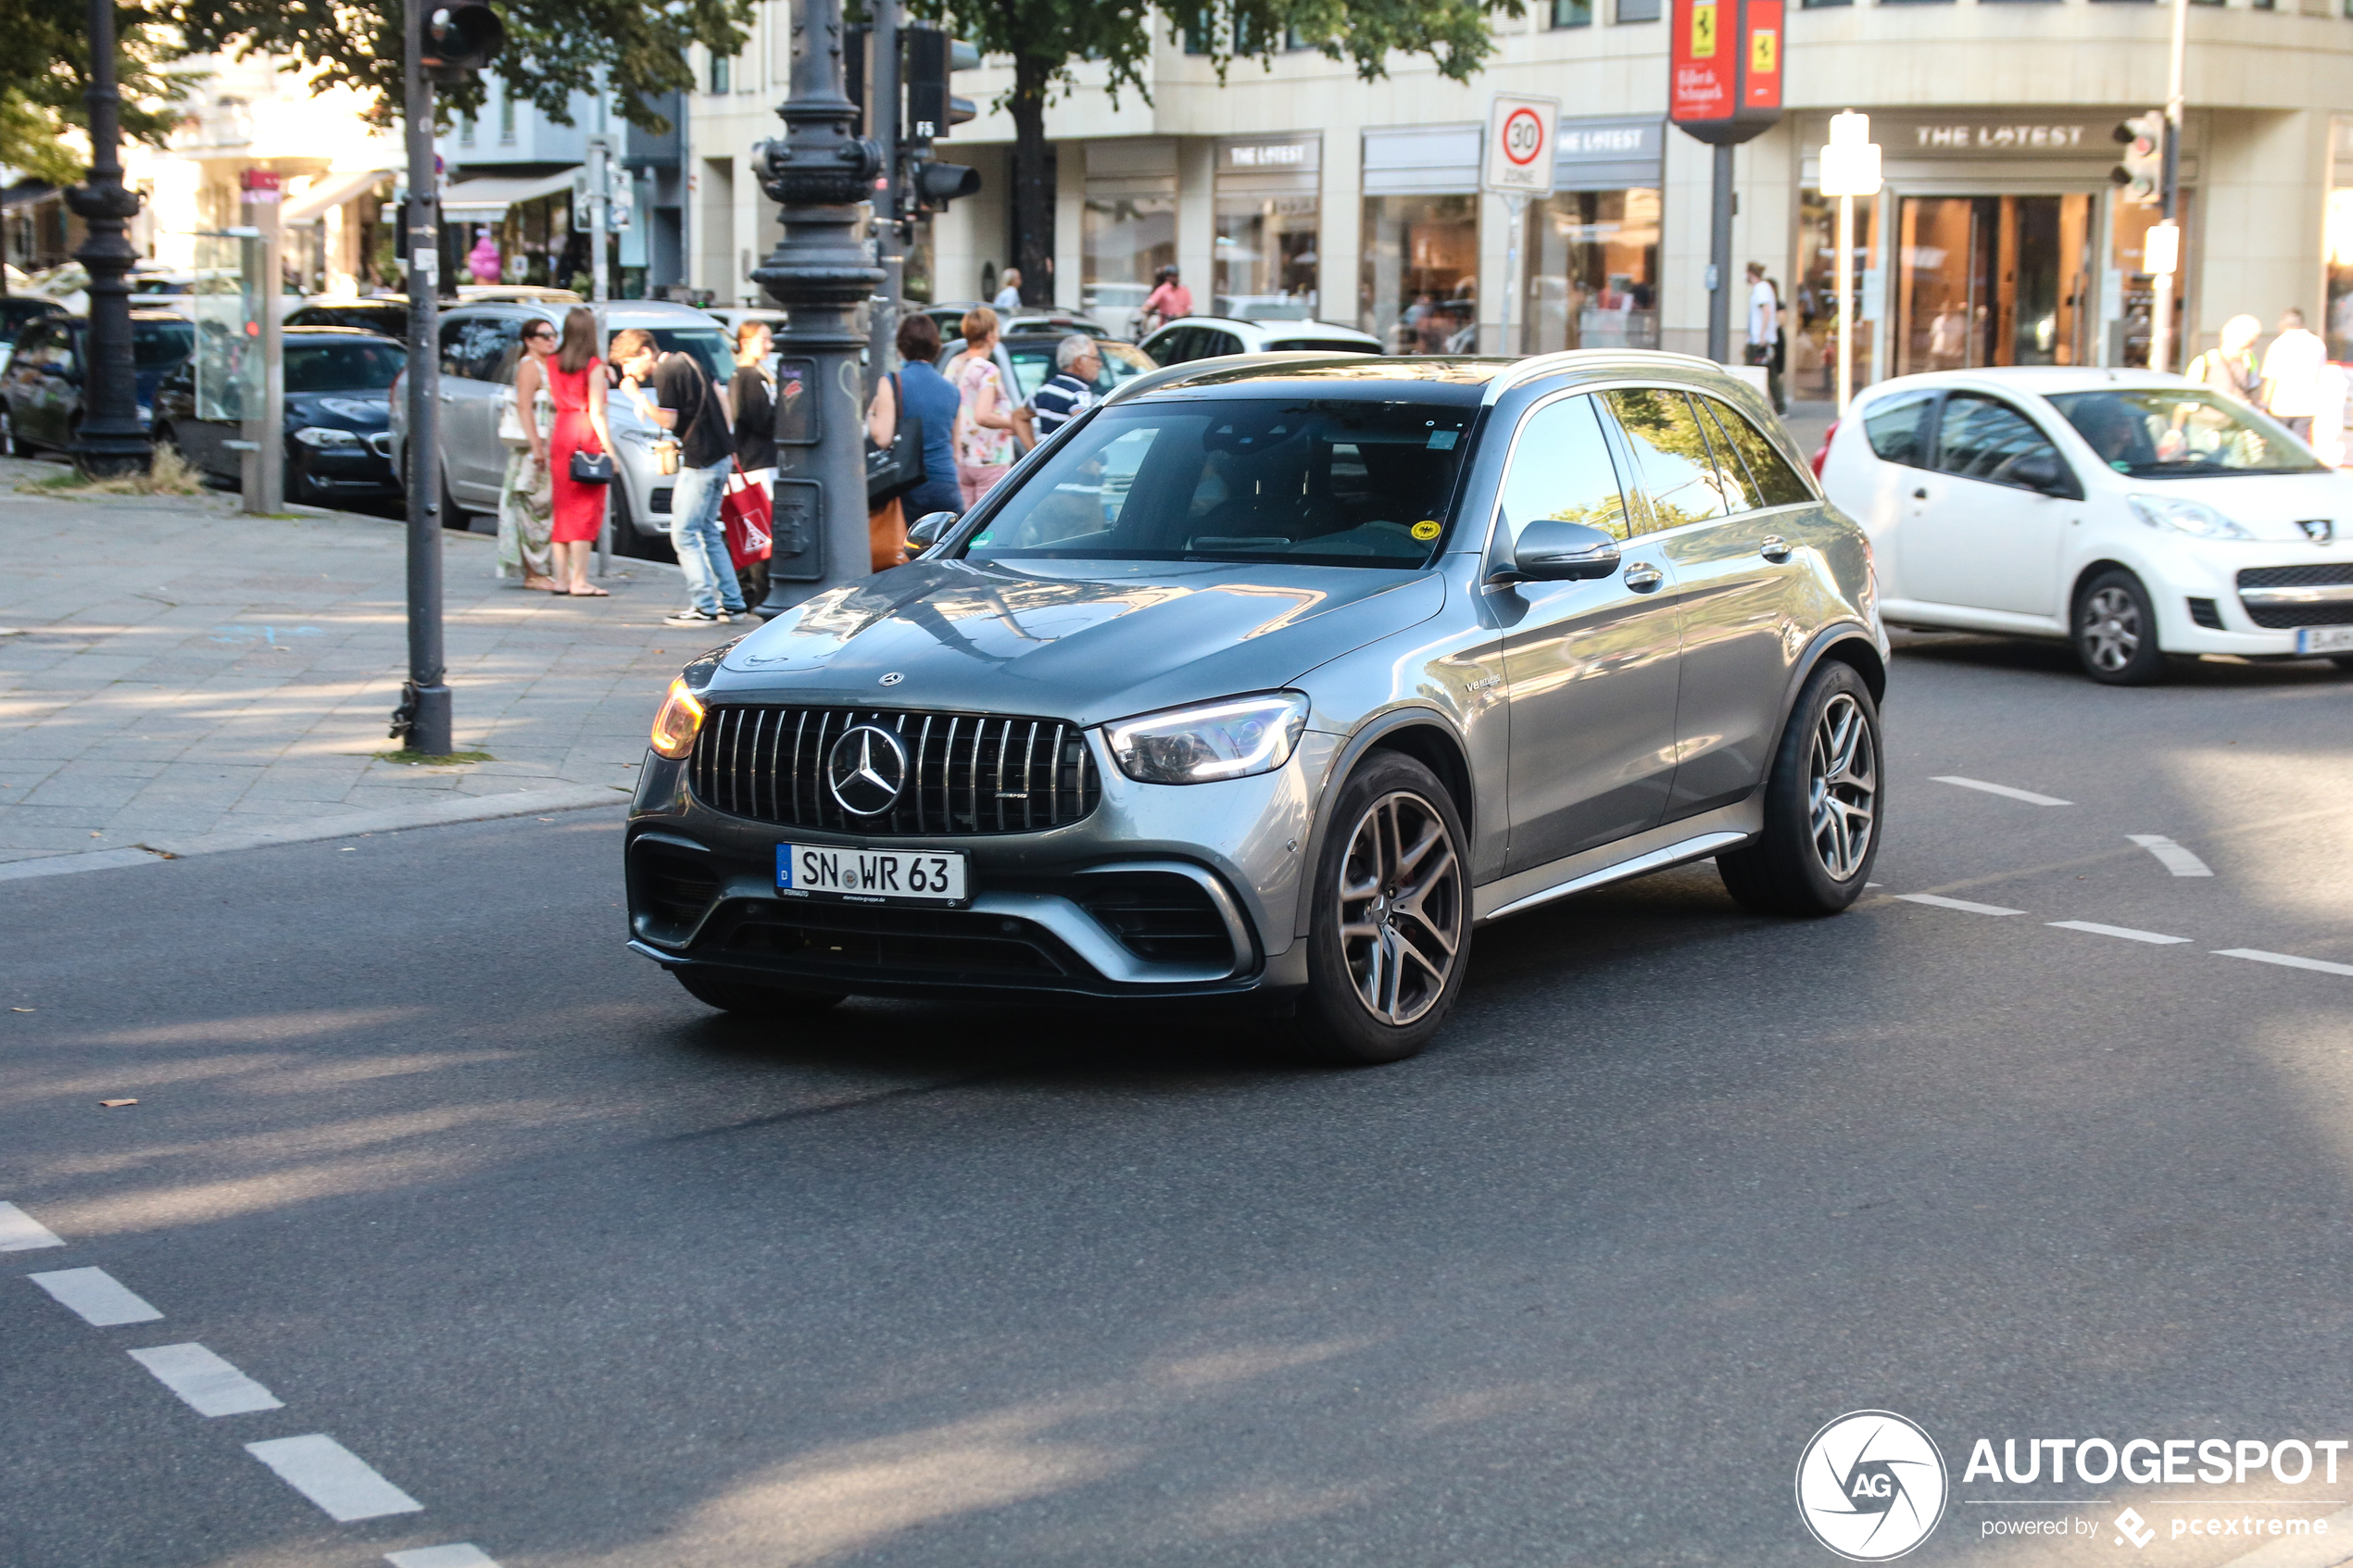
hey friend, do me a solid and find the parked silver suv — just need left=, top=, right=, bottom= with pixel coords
left=388, top=298, right=734, bottom=555
left=625, top=351, right=1889, bottom=1062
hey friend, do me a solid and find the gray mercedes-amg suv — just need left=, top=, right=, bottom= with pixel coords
left=625, top=350, right=1889, bottom=1062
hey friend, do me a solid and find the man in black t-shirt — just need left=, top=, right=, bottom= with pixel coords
left=611, top=327, right=746, bottom=624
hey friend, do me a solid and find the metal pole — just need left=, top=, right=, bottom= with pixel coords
left=2151, top=0, right=2187, bottom=374
left=397, top=0, right=453, bottom=755
left=868, top=0, right=901, bottom=391
left=1707, top=142, right=1735, bottom=364
left=589, top=121, right=613, bottom=577
left=752, top=0, right=887, bottom=616
left=244, top=189, right=284, bottom=512
left=1836, top=193, right=1855, bottom=418
left=65, top=0, right=151, bottom=478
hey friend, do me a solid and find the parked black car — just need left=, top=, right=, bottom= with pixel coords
left=0, top=309, right=195, bottom=457
left=0, top=297, right=69, bottom=375
left=283, top=298, right=411, bottom=339
left=153, top=326, right=407, bottom=503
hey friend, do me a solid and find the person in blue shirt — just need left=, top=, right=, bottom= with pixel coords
left=871, top=312, right=964, bottom=526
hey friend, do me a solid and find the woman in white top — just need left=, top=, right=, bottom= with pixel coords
left=497, top=319, right=560, bottom=591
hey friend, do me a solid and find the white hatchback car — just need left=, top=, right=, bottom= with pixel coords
left=1139, top=316, right=1382, bottom=368
left=1818, top=368, right=2353, bottom=683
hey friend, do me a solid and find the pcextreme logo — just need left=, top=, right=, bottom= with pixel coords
left=1796, top=1411, right=1950, bottom=1561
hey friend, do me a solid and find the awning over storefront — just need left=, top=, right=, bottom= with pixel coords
left=1, top=179, right=58, bottom=209
left=281, top=168, right=393, bottom=224
left=439, top=169, right=576, bottom=221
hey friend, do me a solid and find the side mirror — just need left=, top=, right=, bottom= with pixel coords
left=1492, top=519, right=1623, bottom=585
left=905, top=510, right=958, bottom=553
left=2007, top=450, right=2078, bottom=497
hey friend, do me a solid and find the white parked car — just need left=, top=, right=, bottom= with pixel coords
left=1138, top=315, right=1381, bottom=367
left=1818, top=367, right=2353, bottom=683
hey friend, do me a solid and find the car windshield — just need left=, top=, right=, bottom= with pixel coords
left=1001, top=339, right=1155, bottom=399
left=961, top=395, right=1474, bottom=570
left=3, top=301, right=58, bottom=331
left=647, top=327, right=735, bottom=387
left=2047, top=388, right=2323, bottom=478
left=287, top=305, right=406, bottom=333
left=285, top=339, right=407, bottom=393
left=132, top=319, right=194, bottom=370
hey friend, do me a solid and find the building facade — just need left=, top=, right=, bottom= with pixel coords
left=669, top=0, right=2353, bottom=389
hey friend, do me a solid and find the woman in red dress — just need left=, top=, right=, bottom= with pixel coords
left=546, top=307, right=613, bottom=596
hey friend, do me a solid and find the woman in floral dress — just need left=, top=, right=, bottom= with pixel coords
left=953, top=306, right=1016, bottom=508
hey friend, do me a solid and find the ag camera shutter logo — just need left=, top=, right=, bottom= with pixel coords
left=1796, top=1411, right=1949, bottom=1561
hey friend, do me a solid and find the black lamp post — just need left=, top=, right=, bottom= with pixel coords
left=751, top=0, right=885, bottom=617
left=65, top=0, right=152, bottom=479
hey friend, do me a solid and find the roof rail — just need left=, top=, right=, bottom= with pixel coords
left=1479, top=348, right=1730, bottom=404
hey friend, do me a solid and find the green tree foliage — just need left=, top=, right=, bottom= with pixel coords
left=911, top=0, right=1524, bottom=306
left=161, top=0, right=754, bottom=132
left=0, top=0, right=195, bottom=186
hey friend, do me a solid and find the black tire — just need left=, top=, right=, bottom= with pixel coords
left=674, top=971, right=847, bottom=1013
left=1297, top=752, right=1472, bottom=1065
left=0, top=402, right=24, bottom=457
left=2330, top=656, right=2353, bottom=674
left=439, top=466, right=472, bottom=531
left=1718, top=660, right=1881, bottom=917
left=611, top=483, right=677, bottom=563
left=2072, top=568, right=2168, bottom=685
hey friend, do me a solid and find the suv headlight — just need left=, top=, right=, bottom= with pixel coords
left=1106, top=692, right=1310, bottom=784
left=648, top=678, right=707, bottom=759
left=2128, top=494, right=2251, bottom=540
left=293, top=425, right=361, bottom=447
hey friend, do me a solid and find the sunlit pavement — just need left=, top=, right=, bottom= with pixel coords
left=2, top=633, right=2350, bottom=1567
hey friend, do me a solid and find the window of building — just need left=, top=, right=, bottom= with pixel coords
left=1360, top=194, right=1478, bottom=352
left=459, top=113, right=476, bottom=147
left=1616, top=0, right=1659, bottom=19
left=2325, top=119, right=2353, bottom=360
left=1520, top=187, right=1660, bottom=354
left=497, top=90, right=515, bottom=145
left=1798, top=0, right=1852, bottom=7
left=1552, top=0, right=1592, bottom=26
left=1214, top=137, right=1320, bottom=319
left=711, top=54, right=731, bottom=94
left=1084, top=197, right=1176, bottom=289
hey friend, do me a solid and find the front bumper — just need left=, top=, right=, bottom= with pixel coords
left=2146, top=546, right=2353, bottom=657
left=623, top=729, right=1331, bottom=1001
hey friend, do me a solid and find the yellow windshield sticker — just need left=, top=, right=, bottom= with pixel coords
left=1412, top=520, right=1442, bottom=541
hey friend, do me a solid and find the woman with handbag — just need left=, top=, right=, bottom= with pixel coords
left=729, top=320, right=778, bottom=604
left=545, top=307, right=614, bottom=596
left=880, top=312, right=963, bottom=528
left=497, top=317, right=560, bottom=591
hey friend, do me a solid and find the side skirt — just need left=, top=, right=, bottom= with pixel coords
left=1471, top=798, right=1764, bottom=924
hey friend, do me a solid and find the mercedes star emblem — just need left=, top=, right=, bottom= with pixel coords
left=825, top=724, right=911, bottom=816
left=879, top=671, right=905, bottom=686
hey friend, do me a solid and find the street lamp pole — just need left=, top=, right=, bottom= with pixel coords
left=867, top=0, right=903, bottom=393
left=66, top=0, right=153, bottom=480
left=1819, top=111, right=1881, bottom=420
left=2149, top=0, right=2188, bottom=375
left=752, top=0, right=886, bottom=618
left=395, top=0, right=453, bottom=756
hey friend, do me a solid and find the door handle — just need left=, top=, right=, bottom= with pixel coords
left=1759, top=534, right=1792, bottom=562
left=1912, top=487, right=1928, bottom=500
left=1624, top=564, right=1664, bottom=592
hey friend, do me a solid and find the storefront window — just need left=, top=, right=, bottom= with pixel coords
left=1797, top=187, right=1881, bottom=398
left=1082, top=195, right=1175, bottom=289
left=2327, top=119, right=2353, bottom=360
left=1214, top=136, right=1321, bottom=319
left=1519, top=187, right=1659, bottom=353
left=2110, top=195, right=2188, bottom=369
left=1360, top=194, right=1478, bottom=353
left=1892, top=194, right=2095, bottom=375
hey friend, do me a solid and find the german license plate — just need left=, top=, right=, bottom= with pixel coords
left=776, top=844, right=968, bottom=906
left=2296, top=626, right=2353, bottom=655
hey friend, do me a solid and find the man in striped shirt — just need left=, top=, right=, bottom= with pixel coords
left=1012, top=334, right=1100, bottom=450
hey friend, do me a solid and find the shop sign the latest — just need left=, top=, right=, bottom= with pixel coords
left=1872, top=116, right=2120, bottom=157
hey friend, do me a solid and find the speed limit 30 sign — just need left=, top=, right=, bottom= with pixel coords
left=1483, top=93, right=1561, bottom=197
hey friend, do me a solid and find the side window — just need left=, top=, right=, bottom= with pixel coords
left=1932, top=394, right=2065, bottom=490
left=1692, top=397, right=1758, bottom=514
left=1204, top=331, right=1243, bottom=358
left=1497, top=395, right=1634, bottom=545
left=1603, top=386, right=1731, bottom=531
left=1863, top=391, right=1935, bottom=468
left=1145, top=329, right=1185, bottom=365
left=437, top=318, right=473, bottom=379
left=1697, top=395, right=1814, bottom=508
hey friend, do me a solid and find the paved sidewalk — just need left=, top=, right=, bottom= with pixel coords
left=0, top=457, right=719, bottom=869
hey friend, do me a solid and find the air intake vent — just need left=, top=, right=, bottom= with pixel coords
left=689, top=706, right=1101, bottom=836
left=2186, top=596, right=2224, bottom=630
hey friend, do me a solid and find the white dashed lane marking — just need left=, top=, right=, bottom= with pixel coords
left=245, top=1434, right=424, bottom=1521
left=28, top=1267, right=163, bottom=1325
left=2215, top=948, right=2353, bottom=978
left=387, top=1546, right=502, bottom=1568
left=2047, top=921, right=2194, bottom=946
left=0, top=1201, right=65, bottom=1251
left=1895, top=894, right=2027, bottom=916
left=1931, top=775, right=2074, bottom=807
left=128, top=1343, right=284, bottom=1417
left=2129, top=834, right=2214, bottom=877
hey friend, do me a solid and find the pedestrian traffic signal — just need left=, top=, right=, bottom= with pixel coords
left=905, top=28, right=978, bottom=143
left=2111, top=111, right=2164, bottom=207
left=421, top=0, right=504, bottom=82
left=905, top=157, right=980, bottom=216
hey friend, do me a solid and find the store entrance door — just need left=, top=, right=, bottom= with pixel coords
left=1894, top=195, right=2096, bottom=377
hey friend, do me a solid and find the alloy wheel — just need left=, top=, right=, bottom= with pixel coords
left=2080, top=585, right=2142, bottom=673
left=1806, top=692, right=1877, bottom=883
left=1337, top=789, right=1464, bottom=1026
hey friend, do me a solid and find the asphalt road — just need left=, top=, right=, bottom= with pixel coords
left=5, top=635, right=2351, bottom=1568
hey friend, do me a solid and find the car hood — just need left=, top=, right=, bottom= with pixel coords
left=2122, top=469, right=2353, bottom=542
left=291, top=390, right=392, bottom=430
left=714, top=558, right=1447, bottom=724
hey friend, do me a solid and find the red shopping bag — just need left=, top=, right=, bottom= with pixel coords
left=721, top=464, right=773, bottom=566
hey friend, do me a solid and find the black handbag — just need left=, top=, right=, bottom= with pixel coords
left=570, top=449, right=615, bottom=484
left=866, top=371, right=926, bottom=506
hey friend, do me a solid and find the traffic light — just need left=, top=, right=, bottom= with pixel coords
left=904, top=27, right=977, bottom=143
left=904, top=157, right=980, bottom=218
left=2111, top=110, right=2164, bottom=207
left=421, top=0, right=504, bottom=82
